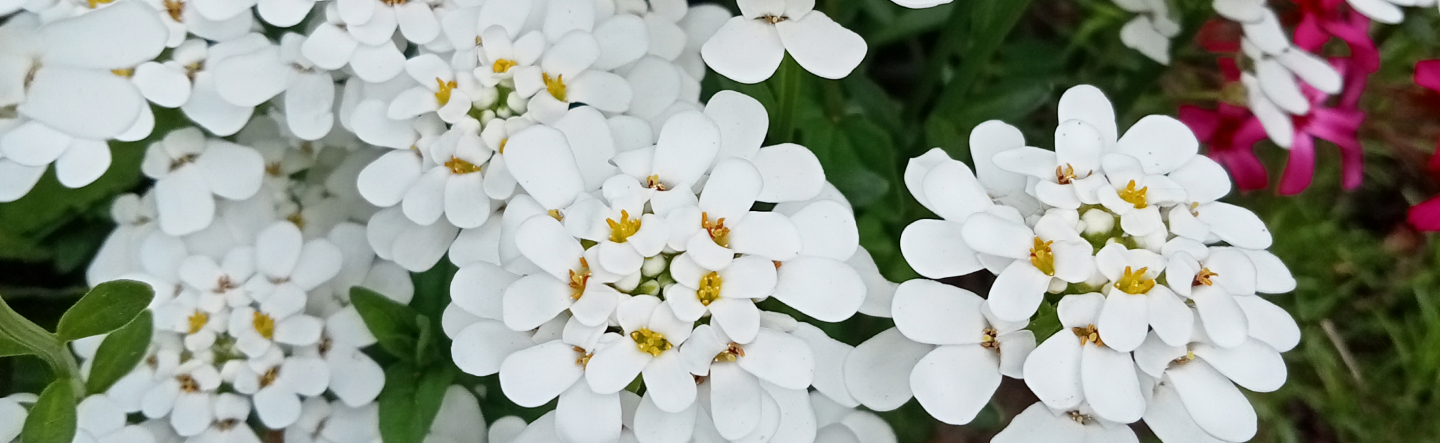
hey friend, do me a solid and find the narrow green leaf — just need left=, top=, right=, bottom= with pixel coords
left=85, top=311, right=153, bottom=395
left=414, top=316, right=434, bottom=366
left=56, top=280, right=154, bottom=342
left=350, top=287, right=420, bottom=361
left=0, top=328, right=30, bottom=357
left=378, top=363, right=420, bottom=443
left=411, top=366, right=455, bottom=442
left=22, top=378, right=78, bottom=443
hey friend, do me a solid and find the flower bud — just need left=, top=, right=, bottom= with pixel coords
left=1081, top=209, right=1115, bottom=236
left=642, top=255, right=667, bottom=277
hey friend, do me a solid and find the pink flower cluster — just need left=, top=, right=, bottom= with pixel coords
left=1408, top=60, right=1440, bottom=232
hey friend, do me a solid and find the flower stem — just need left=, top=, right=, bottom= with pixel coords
left=0, top=296, right=83, bottom=397
left=771, top=55, right=804, bottom=145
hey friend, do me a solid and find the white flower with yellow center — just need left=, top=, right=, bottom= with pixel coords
left=499, top=338, right=623, bottom=443
left=1165, top=154, right=1275, bottom=251
left=244, top=222, right=343, bottom=312
left=563, top=185, right=670, bottom=277
left=190, top=393, right=260, bottom=443
left=1091, top=243, right=1193, bottom=352
left=1094, top=154, right=1188, bottom=238
left=664, top=254, right=776, bottom=344
left=473, top=26, right=545, bottom=87
left=662, top=158, right=803, bottom=271
left=890, top=280, right=1036, bottom=425
left=140, top=128, right=266, bottom=236
left=230, top=355, right=331, bottom=429
left=389, top=54, right=486, bottom=124
left=396, top=118, right=498, bottom=229
left=177, top=247, right=255, bottom=312
left=992, top=402, right=1139, bottom=443
left=1023, top=293, right=1147, bottom=425
left=700, top=0, right=866, bottom=84
left=140, top=359, right=222, bottom=437
left=228, top=303, right=323, bottom=361
left=584, top=295, right=697, bottom=414
left=155, top=292, right=230, bottom=351
left=140, top=0, right=252, bottom=47
left=674, top=324, right=814, bottom=440
left=961, top=210, right=1096, bottom=322
left=512, top=30, right=633, bottom=123
left=504, top=214, right=625, bottom=331
left=299, top=5, right=407, bottom=83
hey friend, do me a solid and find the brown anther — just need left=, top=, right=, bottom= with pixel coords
left=574, top=346, right=593, bottom=368
left=163, top=0, right=184, bottom=21
left=1193, top=268, right=1219, bottom=287
left=1055, top=164, right=1079, bottom=185
left=177, top=374, right=200, bottom=392
left=260, top=367, right=280, bottom=387
left=759, top=14, right=787, bottom=24
left=980, top=328, right=1000, bottom=353
left=1072, top=324, right=1104, bottom=348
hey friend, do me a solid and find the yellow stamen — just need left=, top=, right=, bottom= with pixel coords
left=1114, top=266, right=1155, bottom=295
left=87, top=0, right=114, bottom=8
left=1055, top=164, right=1079, bottom=185
left=252, top=311, right=276, bottom=340
left=714, top=342, right=745, bottom=362
left=1029, top=237, right=1055, bottom=276
left=492, top=59, right=517, bottom=74
left=287, top=212, right=306, bottom=230
left=631, top=328, right=672, bottom=357
left=543, top=73, right=566, bottom=102
left=606, top=210, right=642, bottom=243
left=1068, top=411, right=1091, bottom=425
left=759, top=14, right=787, bottom=24
left=163, top=0, right=183, bottom=21
left=434, top=78, right=458, bottom=106
left=111, top=68, right=134, bottom=77
left=1117, top=180, right=1149, bottom=209
left=1072, top=324, right=1105, bottom=347
left=177, top=374, right=200, bottom=392
left=548, top=209, right=564, bottom=221
left=573, top=346, right=593, bottom=368
left=187, top=311, right=208, bottom=334
left=568, top=258, right=590, bottom=300
left=260, top=367, right=280, bottom=387
left=265, top=162, right=283, bottom=177
left=980, top=328, right=1000, bottom=353
left=445, top=156, right=482, bottom=175
left=1172, top=350, right=1196, bottom=365
left=645, top=174, right=666, bottom=191
left=1194, top=268, right=1219, bottom=287
left=701, top=212, right=730, bottom=248
left=497, top=138, right=508, bottom=154
left=696, top=272, right=722, bottom=306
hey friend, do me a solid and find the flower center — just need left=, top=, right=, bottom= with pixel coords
left=1029, top=237, right=1055, bottom=276
left=1067, top=410, right=1093, bottom=425
left=1187, top=201, right=1200, bottom=216
left=216, top=275, right=237, bottom=291
left=569, top=258, right=591, bottom=300
left=265, top=162, right=283, bottom=177
left=548, top=209, right=564, bottom=221
left=606, top=210, right=641, bottom=243
left=253, top=311, right=276, bottom=340
left=574, top=346, right=593, bottom=368
left=381, top=0, right=405, bottom=5
left=697, top=272, right=722, bottom=306
left=1114, top=266, right=1154, bottom=294
left=980, top=328, right=1000, bottom=353
left=170, top=154, right=198, bottom=171
left=86, top=0, right=113, bottom=8
left=1072, top=324, right=1105, bottom=348
left=1171, top=350, right=1196, bottom=366
left=1193, top=268, right=1218, bottom=287
left=217, top=419, right=241, bottom=431
left=645, top=174, right=666, bottom=191
left=434, top=78, right=458, bottom=106
left=187, top=311, right=208, bottom=334
left=111, top=68, right=134, bottom=77
left=1118, top=180, right=1149, bottom=209
left=493, top=59, right=518, bottom=74
left=445, top=156, right=482, bottom=175
left=759, top=14, right=787, bottom=24
left=287, top=212, right=307, bottom=230
left=1055, top=164, right=1080, bottom=185
left=714, top=342, right=746, bottom=362
left=701, top=212, right=730, bottom=248
left=259, top=367, right=280, bottom=387
left=177, top=374, right=200, bottom=393
left=543, top=73, right=566, bottom=102
left=164, top=0, right=184, bottom=21
left=630, top=328, right=672, bottom=357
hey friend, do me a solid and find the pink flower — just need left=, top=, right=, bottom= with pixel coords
left=1277, top=58, right=1367, bottom=195
left=1408, top=60, right=1440, bottom=232
left=1292, top=0, right=1380, bottom=74
left=1181, top=103, right=1271, bottom=192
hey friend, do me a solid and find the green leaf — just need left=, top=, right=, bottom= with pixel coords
left=377, top=363, right=455, bottom=443
left=0, top=328, right=30, bottom=357
left=350, top=287, right=421, bottom=361
left=22, top=378, right=78, bottom=443
left=85, top=311, right=153, bottom=395
left=55, top=280, right=154, bottom=342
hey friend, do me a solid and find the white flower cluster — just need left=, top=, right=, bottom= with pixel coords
left=844, top=85, right=1301, bottom=442
left=485, top=389, right=897, bottom=443
left=1110, top=0, right=1341, bottom=149
left=1346, top=0, right=1440, bottom=24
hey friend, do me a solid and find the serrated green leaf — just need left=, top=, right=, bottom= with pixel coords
left=55, top=279, right=154, bottom=342
left=86, top=311, right=153, bottom=395
left=22, top=378, right=77, bottom=443
left=351, top=287, right=420, bottom=361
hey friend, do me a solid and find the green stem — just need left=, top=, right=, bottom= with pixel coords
left=771, top=55, right=804, bottom=145
left=0, top=296, right=84, bottom=397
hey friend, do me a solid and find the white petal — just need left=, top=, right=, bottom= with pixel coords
left=891, top=280, right=987, bottom=346
left=506, top=126, right=585, bottom=210
left=1193, top=340, right=1286, bottom=392
left=1234, top=295, right=1299, bottom=352
left=750, top=143, right=826, bottom=203
left=899, top=219, right=982, bottom=279
left=54, top=139, right=110, bottom=189
left=197, top=142, right=264, bottom=200
left=585, top=339, right=652, bottom=394
left=709, top=362, right=762, bottom=439
left=1096, top=292, right=1149, bottom=353
left=843, top=328, right=934, bottom=411
left=1166, top=359, right=1257, bottom=441
left=987, top=262, right=1052, bottom=322
left=911, top=345, right=1001, bottom=425
left=500, top=340, right=585, bottom=407
left=1081, top=344, right=1145, bottom=424
left=452, top=320, right=535, bottom=376
left=770, top=257, right=864, bottom=322
left=40, top=2, right=166, bottom=69
left=1023, top=334, right=1084, bottom=411
left=1191, top=285, right=1248, bottom=349
left=502, top=275, right=574, bottom=332
left=1115, top=115, right=1198, bottom=174
left=700, top=18, right=784, bottom=84
left=774, top=11, right=865, bottom=80
left=20, top=68, right=143, bottom=139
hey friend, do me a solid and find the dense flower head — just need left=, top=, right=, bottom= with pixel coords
left=846, top=85, right=1299, bottom=442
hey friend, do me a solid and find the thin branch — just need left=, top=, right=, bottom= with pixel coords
left=1321, top=318, right=1368, bottom=391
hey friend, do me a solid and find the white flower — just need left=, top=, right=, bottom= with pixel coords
left=142, top=0, right=252, bottom=47
left=244, top=222, right=344, bottom=312
left=890, top=280, right=1036, bottom=424
left=1347, top=0, right=1416, bottom=24
left=141, top=128, right=265, bottom=236
left=700, top=0, right=866, bottom=83
left=155, top=293, right=230, bottom=351
left=178, top=247, right=256, bottom=312
left=75, top=394, right=156, bottom=443
left=1092, top=243, right=1193, bottom=351
left=1230, top=11, right=1340, bottom=147
left=1023, top=293, right=1147, bottom=424
left=664, top=254, right=774, bottom=343
left=562, top=189, right=669, bottom=277
left=102, top=334, right=182, bottom=414
left=230, top=356, right=331, bottom=429
left=88, top=193, right=160, bottom=285
left=401, top=119, right=497, bottom=229
left=285, top=399, right=379, bottom=443
left=512, top=30, right=633, bottom=123
left=991, top=402, right=1139, bottom=443
left=0, top=394, right=35, bottom=443
left=961, top=211, right=1095, bottom=321
left=661, top=160, right=804, bottom=271
left=296, top=314, right=385, bottom=407
left=584, top=295, right=696, bottom=413
left=469, top=27, right=544, bottom=87
left=499, top=339, right=621, bottom=443
left=190, top=393, right=261, bottom=443
left=334, top=0, right=441, bottom=45
left=300, top=5, right=407, bottom=83
left=389, top=54, right=487, bottom=124
left=1114, top=0, right=1180, bottom=64
left=676, top=324, right=814, bottom=440
left=228, top=301, right=323, bottom=361
left=427, top=386, right=487, bottom=443
left=365, top=206, right=460, bottom=272
left=810, top=392, right=897, bottom=443
left=504, top=214, right=624, bottom=330
left=140, top=359, right=222, bottom=437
